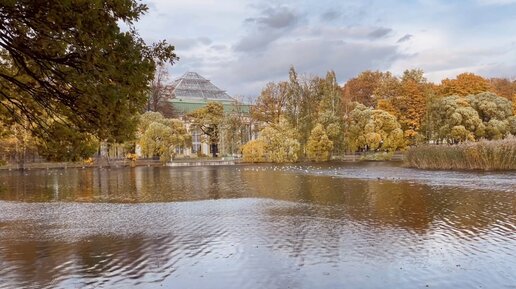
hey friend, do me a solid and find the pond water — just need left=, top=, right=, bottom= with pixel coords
left=0, top=162, right=514, bottom=289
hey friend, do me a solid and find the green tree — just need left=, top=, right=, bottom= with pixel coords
left=346, top=104, right=405, bottom=152
left=137, top=112, right=190, bottom=163
left=466, top=92, right=513, bottom=123
left=508, top=116, right=516, bottom=135
left=467, top=92, right=514, bottom=140
left=428, top=96, right=485, bottom=143
left=37, top=123, right=99, bottom=162
left=427, top=93, right=515, bottom=142
left=188, top=102, right=224, bottom=157
left=306, top=124, right=333, bottom=162
left=0, top=0, right=177, bottom=143
left=138, top=111, right=168, bottom=134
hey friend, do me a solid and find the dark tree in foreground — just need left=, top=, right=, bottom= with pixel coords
left=0, top=0, right=177, bottom=144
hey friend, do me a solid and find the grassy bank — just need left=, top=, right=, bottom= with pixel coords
left=405, top=137, right=516, bottom=171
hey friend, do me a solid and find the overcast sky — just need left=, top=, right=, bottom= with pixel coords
left=136, top=0, right=516, bottom=98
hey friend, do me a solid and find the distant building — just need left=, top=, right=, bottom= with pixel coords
left=167, top=72, right=255, bottom=158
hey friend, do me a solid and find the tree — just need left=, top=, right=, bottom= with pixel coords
left=188, top=102, right=224, bottom=157
left=258, top=118, right=300, bottom=163
left=297, top=76, right=324, bottom=150
left=37, top=123, right=99, bottom=162
left=428, top=93, right=516, bottom=142
left=439, top=73, right=490, bottom=96
left=0, top=0, right=177, bottom=144
left=513, top=94, right=516, bottom=115
left=346, top=104, right=405, bottom=152
left=285, top=66, right=303, bottom=129
left=306, top=124, right=333, bottom=162
left=342, top=70, right=399, bottom=108
left=317, top=71, right=345, bottom=153
left=427, top=96, right=485, bottom=143
left=137, top=111, right=190, bottom=163
left=377, top=69, right=429, bottom=142
left=0, top=119, right=38, bottom=166
left=241, top=140, right=266, bottom=163
left=508, top=116, right=516, bottom=135
left=466, top=92, right=514, bottom=140
left=147, top=63, right=176, bottom=118
left=466, top=92, right=513, bottom=123
left=221, top=102, right=247, bottom=156
left=251, top=82, right=288, bottom=125
left=488, top=78, right=515, bottom=101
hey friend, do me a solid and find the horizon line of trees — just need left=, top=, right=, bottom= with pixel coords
left=242, top=67, right=516, bottom=162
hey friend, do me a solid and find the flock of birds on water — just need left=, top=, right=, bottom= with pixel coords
left=236, top=165, right=404, bottom=181
left=10, top=164, right=408, bottom=182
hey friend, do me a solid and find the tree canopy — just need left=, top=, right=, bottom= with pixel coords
left=137, top=112, right=190, bottom=163
left=426, top=93, right=516, bottom=142
left=0, top=0, right=177, bottom=143
left=439, top=73, right=491, bottom=96
left=306, top=124, right=333, bottom=162
left=253, top=118, right=301, bottom=163
left=346, top=103, right=405, bottom=152
left=188, top=102, right=224, bottom=157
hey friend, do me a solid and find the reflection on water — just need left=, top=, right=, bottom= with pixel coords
left=0, top=163, right=515, bottom=289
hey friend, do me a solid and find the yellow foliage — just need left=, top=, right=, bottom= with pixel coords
left=513, top=94, right=516, bottom=115
left=126, top=153, right=138, bottom=161
left=306, top=124, right=333, bottom=162
left=439, top=73, right=490, bottom=96
left=242, top=140, right=266, bottom=163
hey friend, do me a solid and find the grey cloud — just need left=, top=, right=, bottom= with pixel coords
left=246, top=6, right=300, bottom=29
left=220, top=39, right=403, bottom=96
left=235, top=6, right=302, bottom=52
left=397, top=34, right=413, bottom=43
left=210, top=44, right=227, bottom=51
left=198, top=37, right=212, bottom=45
left=368, top=27, right=392, bottom=38
left=234, top=32, right=282, bottom=52
left=302, top=26, right=396, bottom=41
left=320, top=10, right=341, bottom=22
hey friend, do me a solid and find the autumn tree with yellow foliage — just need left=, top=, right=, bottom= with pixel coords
left=346, top=104, right=405, bottom=152
left=306, top=124, right=333, bottom=162
left=378, top=69, right=430, bottom=143
left=439, top=73, right=491, bottom=96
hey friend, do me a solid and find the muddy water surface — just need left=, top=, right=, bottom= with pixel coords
left=0, top=162, right=514, bottom=289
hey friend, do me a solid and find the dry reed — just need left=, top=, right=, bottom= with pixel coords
left=404, top=137, right=516, bottom=170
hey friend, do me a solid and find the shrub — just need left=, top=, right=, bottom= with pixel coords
left=242, top=140, right=266, bottom=163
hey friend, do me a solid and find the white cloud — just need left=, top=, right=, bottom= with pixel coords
left=136, top=0, right=516, bottom=97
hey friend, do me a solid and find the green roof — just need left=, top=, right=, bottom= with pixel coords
left=170, top=98, right=251, bottom=115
